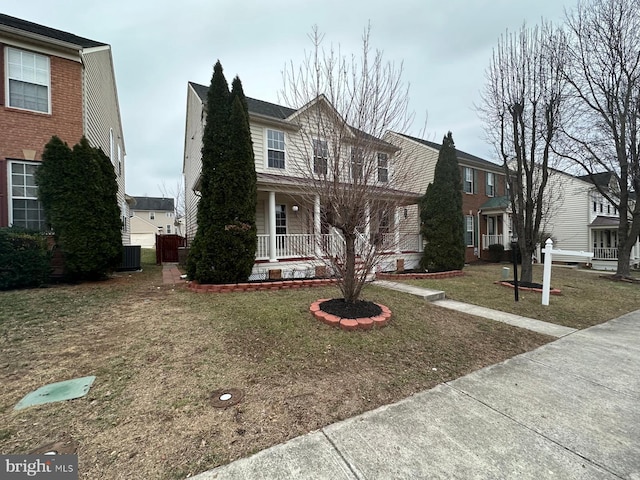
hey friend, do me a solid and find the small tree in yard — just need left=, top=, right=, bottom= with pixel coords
left=420, top=132, right=465, bottom=272
left=37, top=136, right=122, bottom=280
left=186, top=62, right=257, bottom=283
left=281, top=25, right=415, bottom=303
left=480, top=22, right=567, bottom=283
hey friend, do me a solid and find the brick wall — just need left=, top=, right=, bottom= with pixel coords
left=0, top=54, right=84, bottom=161
left=0, top=48, right=83, bottom=227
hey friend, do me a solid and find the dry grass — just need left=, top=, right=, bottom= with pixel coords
left=404, top=263, right=640, bottom=329
left=0, top=256, right=554, bottom=479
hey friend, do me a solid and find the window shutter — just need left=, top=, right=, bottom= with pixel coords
left=473, top=169, right=478, bottom=194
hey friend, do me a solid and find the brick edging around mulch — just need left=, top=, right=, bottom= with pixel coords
left=310, top=299, right=392, bottom=331
left=376, top=270, right=464, bottom=280
left=187, top=278, right=338, bottom=293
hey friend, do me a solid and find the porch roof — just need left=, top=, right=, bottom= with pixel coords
left=589, top=215, right=620, bottom=227
left=480, top=195, right=510, bottom=211
left=256, top=172, right=421, bottom=203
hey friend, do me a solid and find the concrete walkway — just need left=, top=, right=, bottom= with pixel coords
left=192, top=309, right=640, bottom=479
left=373, top=280, right=577, bottom=338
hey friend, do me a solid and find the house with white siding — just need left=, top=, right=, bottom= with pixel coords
left=0, top=14, right=131, bottom=243
left=183, top=82, right=423, bottom=279
left=130, top=196, right=181, bottom=248
left=544, top=170, right=640, bottom=270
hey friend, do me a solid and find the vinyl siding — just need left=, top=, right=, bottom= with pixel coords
left=183, top=84, right=205, bottom=244
left=82, top=46, right=128, bottom=244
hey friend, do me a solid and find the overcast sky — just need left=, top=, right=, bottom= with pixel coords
left=4, top=1, right=575, bottom=199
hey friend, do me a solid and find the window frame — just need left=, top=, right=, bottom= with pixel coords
left=351, top=147, right=364, bottom=181
left=465, top=215, right=474, bottom=246
left=8, top=160, right=47, bottom=230
left=6, top=47, right=51, bottom=114
left=266, top=129, right=285, bottom=169
left=463, top=167, right=474, bottom=194
left=486, top=172, right=495, bottom=197
left=313, top=138, right=328, bottom=175
left=377, top=153, right=389, bottom=183
left=275, top=204, right=287, bottom=235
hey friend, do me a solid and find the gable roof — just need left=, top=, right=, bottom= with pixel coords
left=394, top=132, right=503, bottom=172
left=131, top=196, right=174, bottom=212
left=577, top=171, right=614, bottom=189
left=0, top=13, right=106, bottom=48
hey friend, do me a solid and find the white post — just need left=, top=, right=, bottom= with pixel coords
left=268, top=191, right=277, bottom=262
left=542, top=238, right=553, bottom=306
left=314, top=194, right=321, bottom=258
left=364, top=201, right=370, bottom=241
left=394, top=207, right=400, bottom=253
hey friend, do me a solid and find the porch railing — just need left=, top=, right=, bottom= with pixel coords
left=593, top=247, right=618, bottom=260
left=482, top=234, right=504, bottom=250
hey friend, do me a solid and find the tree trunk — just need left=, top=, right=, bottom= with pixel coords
left=519, top=246, right=534, bottom=284
left=343, top=232, right=357, bottom=303
left=615, top=242, right=632, bottom=278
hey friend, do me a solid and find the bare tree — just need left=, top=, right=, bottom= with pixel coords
left=560, top=0, right=640, bottom=279
left=159, top=180, right=186, bottom=236
left=280, top=25, right=417, bottom=303
left=479, top=22, right=567, bottom=283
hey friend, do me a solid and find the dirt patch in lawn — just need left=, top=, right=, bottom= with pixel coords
left=0, top=265, right=552, bottom=479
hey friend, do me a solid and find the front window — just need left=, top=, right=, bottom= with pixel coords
left=149, top=212, right=155, bottom=220
left=9, top=161, right=47, bottom=230
left=486, top=172, right=495, bottom=197
left=464, top=167, right=474, bottom=193
left=7, top=47, right=50, bottom=113
left=465, top=215, right=474, bottom=246
left=377, top=153, right=388, bottom=183
left=267, top=129, right=285, bottom=169
left=351, top=148, right=364, bottom=180
left=166, top=224, right=171, bottom=234
left=313, top=139, right=328, bottom=175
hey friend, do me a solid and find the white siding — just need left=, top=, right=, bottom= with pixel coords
left=82, top=46, right=128, bottom=244
left=183, top=85, right=205, bottom=244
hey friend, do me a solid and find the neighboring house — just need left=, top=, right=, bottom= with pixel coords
left=183, top=82, right=423, bottom=279
left=130, top=196, right=181, bottom=248
left=544, top=170, right=640, bottom=271
left=0, top=14, right=130, bottom=243
left=384, top=132, right=510, bottom=263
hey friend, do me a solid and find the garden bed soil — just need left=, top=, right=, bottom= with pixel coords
left=320, top=299, right=382, bottom=319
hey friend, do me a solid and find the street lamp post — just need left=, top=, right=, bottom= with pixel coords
left=511, top=234, right=519, bottom=302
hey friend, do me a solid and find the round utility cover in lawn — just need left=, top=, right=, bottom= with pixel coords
left=14, top=376, right=96, bottom=410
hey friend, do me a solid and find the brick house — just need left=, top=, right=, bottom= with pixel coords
left=0, top=14, right=130, bottom=243
left=384, top=132, right=510, bottom=263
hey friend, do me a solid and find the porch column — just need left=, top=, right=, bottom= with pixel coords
left=394, top=207, right=401, bottom=253
left=364, top=201, right=370, bottom=241
left=268, top=191, right=278, bottom=262
left=314, top=194, right=321, bottom=257
left=502, top=212, right=510, bottom=249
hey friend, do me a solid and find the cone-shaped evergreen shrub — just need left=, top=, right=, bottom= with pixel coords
left=420, top=132, right=465, bottom=272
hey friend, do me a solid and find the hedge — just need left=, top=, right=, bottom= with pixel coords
left=0, top=228, right=51, bottom=290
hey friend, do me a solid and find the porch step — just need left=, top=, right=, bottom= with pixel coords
left=372, top=280, right=445, bottom=301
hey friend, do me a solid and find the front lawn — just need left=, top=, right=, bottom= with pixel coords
left=0, top=259, right=551, bottom=479
left=404, top=263, right=640, bottom=329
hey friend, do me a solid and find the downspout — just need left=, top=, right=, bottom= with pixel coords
left=477, top=209, right=482, bottom=259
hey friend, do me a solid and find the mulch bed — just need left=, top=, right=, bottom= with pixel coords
left=320, top=298, right=382, bottom=319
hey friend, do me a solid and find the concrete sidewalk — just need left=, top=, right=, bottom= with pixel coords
left=192, top=309, right=640, bottom=479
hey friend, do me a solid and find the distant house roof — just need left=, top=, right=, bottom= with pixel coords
left=578, top=171, right=613, bottom=189
left=394, top=133, right=503, bottom=172
left=131, top=196, right=174, bottom=212
left=189, top=82, right=297, bottom=119
left=0, top=13, right=106, bottom=48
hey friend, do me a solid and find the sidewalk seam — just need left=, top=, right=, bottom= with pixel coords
left=321, top=430, right=363, bottom=480
left=444, top=382, right=626, bottom=479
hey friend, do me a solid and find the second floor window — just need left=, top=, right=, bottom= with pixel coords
left=267, top=129, right=285, bottom=169
left=463, top=167, right=475, bottom=193
left=486, top=172, right=495, bottom=197
left=7, top=47, right=50, bottom=113
left=351, top=148, right=364, bottom=180
left=377, top=153, right=389, bottom=183
left=313, top=139, right=328, bottom=175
